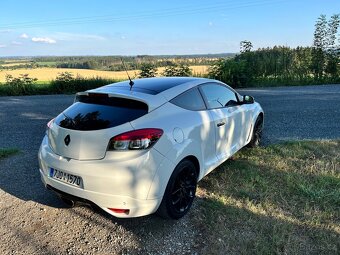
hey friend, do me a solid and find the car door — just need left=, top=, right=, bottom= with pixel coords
left=169, top=87, right=218, bottom=177
left=199, top=83, right=244, bottom=161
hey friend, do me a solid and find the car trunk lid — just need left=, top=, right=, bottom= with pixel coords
left=48, top=93, right=148, bottom=160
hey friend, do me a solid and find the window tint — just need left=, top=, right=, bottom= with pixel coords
left=200, top=83, right=238, bottom=109
left=170, top=87, right=206, bottom=111
left=55, top=94, right=148, bottom=131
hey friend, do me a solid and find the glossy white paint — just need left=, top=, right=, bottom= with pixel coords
left=38, top=77, right=263, bottom=218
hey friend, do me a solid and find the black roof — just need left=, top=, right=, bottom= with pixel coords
left=104, top=77, right=199, bottom=95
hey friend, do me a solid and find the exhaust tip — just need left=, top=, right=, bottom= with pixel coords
left=60, top=196, right=76, bottom=207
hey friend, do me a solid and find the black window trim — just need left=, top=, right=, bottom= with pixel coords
left=198, top=82, right=241, bottom=110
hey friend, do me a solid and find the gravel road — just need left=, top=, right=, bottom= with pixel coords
left=0, top=84, right=339, bottom=254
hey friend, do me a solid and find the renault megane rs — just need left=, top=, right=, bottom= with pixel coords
left=38, top=77, right=263, bottom=219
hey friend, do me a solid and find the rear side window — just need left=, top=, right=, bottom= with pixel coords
left=170, top=87, right=206, bottom=111
left=55, top=94, right=148, bottom=130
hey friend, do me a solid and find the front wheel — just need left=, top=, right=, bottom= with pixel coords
left=247, top=115, right=263, bottom=148
left=157, top=160, right=198, bottom=219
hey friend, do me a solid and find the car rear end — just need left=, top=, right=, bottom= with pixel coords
left=38, top=91, right=171, bottom=218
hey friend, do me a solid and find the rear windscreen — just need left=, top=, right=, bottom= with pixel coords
left=55, top=94, right=148, bottom=130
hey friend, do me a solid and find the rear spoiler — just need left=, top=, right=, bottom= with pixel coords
left=75, top=90, right=167, bottom=112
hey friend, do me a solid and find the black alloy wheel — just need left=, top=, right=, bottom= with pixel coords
left=248, top=116, right=263, bottom=148
left=157, top=160, right=198, bottom=219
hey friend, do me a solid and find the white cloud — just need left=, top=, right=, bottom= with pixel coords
left=0, top=44, right=7, bottom=48
left=208, top=21, right=213, bottom=26
left=32, top=37, right=56, bottom=44
left=20, top=33, right=29, bottom=39
left=12, top=41, right=22, bottom=45
left=121, top=35, right=126, bottom=40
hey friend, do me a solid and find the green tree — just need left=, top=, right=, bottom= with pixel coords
left=209, top=59, right=251, bottom=87
left=139, top=63, right=157, bottom=78
left=240, top=40, right=253, bottom=53
left=162, top=63, right=192, bottom=77
left=162, top=65, right=177, bottom=77
left=325, top=14, right=340, bottom=78
left=312, top=15, right=328, bottom=79
left=176, top=64, right=192, bottom=76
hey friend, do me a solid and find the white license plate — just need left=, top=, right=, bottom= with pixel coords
left=49, top=168, right=83, bottom=188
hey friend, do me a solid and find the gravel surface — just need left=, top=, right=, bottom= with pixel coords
left=0, top=84, right=339, bottom=254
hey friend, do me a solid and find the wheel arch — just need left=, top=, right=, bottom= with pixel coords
left=180, top=155, right=200, bottom=179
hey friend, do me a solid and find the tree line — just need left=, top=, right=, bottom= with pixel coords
left=1, top=54, right=232, bottom=71
left=208, top=14, right=340, bottom=87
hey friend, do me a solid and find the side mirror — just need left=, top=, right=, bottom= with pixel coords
left=243, top=95, right=254, bottom=104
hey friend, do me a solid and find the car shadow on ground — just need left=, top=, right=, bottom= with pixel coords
left=0, top=152, right=68, bottom=209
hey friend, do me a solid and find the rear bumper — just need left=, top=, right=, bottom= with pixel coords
left=40, top=169, right=161, bottom=217
left=38, top=135, right=165, bottom=218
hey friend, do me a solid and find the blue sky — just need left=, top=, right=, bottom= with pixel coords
left=0, top=0, right=339, bottom=56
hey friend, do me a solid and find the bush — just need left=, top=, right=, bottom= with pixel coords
left=2, top=74, right=37, bottom=95
left=162, top=63, right=192, bottom=77
left=139, top=63, right=157, bottom=78
left=50, top=72, right=117, bottom=94
left=208, top=59, right=251, bottom=88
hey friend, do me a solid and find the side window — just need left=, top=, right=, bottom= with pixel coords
left=170, top=87, right=206, bottom=111
left=200, top=83, right=238, bottom=109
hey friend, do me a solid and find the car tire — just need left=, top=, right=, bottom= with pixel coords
left=157, top=159, right=198, bottom=220
left=247, top=115, right=263, bottom=148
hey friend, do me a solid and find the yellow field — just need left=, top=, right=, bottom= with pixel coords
left=0, top=62, right=30, bottom=67
left=0, top=65, right=208, bottom=82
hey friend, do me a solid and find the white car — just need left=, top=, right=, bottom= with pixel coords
left=38, top=77, right=263, bottom=219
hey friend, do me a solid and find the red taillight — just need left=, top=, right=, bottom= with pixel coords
left=108, top=128, right=163, bottom=151
left=46, top=118, right=55, bottom=134
left=47, top=118, right=55, bottom=129
left=108, top=208, right=130, bottom=214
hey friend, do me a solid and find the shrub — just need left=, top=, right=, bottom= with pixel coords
left=162, top=63, right=192, bottom=77
left=208, top=59, right=251, bottom=88
left=139, top=63, right=157, bottom=78
left=3, top=74, right=37, bottom=95
left=50, top=72, right=117, bottom=94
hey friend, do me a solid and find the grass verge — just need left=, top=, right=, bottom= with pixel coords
left=0, top=148, right=19, bottom=160
left=193, top=140, right=340, bottom=254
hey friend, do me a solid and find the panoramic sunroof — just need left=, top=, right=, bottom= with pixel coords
left=105, top=77, right=197, bottom=95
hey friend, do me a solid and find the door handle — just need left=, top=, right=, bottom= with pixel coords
left=217, top=122, right=225, bottom=127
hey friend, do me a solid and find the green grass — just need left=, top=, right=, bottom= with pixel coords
left=36, top=61, right=57, bottom=66
left=193, top=140, right=340, bottom=254
left=0, top=148, right=19, bottom=160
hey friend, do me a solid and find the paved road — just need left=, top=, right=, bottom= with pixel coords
left=0, top=84, right=339, bottom=254
left=239, top=84, right=340, bottom=144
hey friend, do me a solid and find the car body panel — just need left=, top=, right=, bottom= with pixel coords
left=130, top=102, right=217, bottom=180
left=48, top=120, right=134, bottom=160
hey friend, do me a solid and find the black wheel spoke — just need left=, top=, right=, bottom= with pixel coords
left=172, top=196, right=181, bottom=205
left=169, top=166, right=197, bottom=215
left=171, top=188, right=182, bottom=196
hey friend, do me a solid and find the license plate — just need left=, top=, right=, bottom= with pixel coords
left=49, top=168, right=83, bottom=188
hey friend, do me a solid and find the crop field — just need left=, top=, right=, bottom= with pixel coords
left=0, top=65, right=208, bottom=82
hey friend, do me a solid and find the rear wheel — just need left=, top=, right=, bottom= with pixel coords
left=247, top=116, right=263, bottom=148
left=157, top=160, right=198, bottom=219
